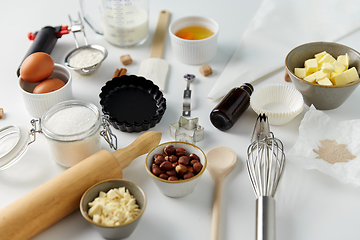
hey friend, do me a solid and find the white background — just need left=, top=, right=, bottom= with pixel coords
left=1, top=0, right=360, bottom=239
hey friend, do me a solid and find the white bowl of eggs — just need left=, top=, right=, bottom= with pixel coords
left=18, top=52, right=73, bottom=117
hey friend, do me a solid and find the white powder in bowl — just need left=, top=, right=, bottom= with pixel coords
left=68, top=48, right=104, bottom=68
left=45, top=106, right=97, bottom=135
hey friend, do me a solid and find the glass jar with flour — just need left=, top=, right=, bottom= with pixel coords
left=38, top=100, right=117, bottom=167
left=0, top=100, right=117, bottom=170
left=80, top=0, right=149, bottom=48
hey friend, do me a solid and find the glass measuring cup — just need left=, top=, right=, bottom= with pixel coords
left=80, top=0, right=149, bottom=48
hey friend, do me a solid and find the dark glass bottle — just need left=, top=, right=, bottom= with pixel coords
left=210, top=83, right=254, bottom=131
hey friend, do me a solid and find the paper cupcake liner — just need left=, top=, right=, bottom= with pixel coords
left=250, top=84, right=304, bottom=125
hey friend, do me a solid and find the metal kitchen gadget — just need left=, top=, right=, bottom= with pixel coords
left=183, top=74, right=195, bottom=117
left=170, top=116, right=204, bottom=144
left=246, top=113, right=285, bottom=240
left=64, top=13, right=108, bottom=75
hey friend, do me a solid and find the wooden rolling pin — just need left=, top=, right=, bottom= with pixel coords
left=0, top=131, right=162, bottom=240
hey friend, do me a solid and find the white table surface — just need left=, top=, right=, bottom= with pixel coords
left=1, top=0, right=360, bottom=239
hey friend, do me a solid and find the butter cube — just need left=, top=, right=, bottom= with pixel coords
left=314, top=70, right=330, bottom=80
left=330, top=72, right=339, bottom=83
left=294, top=68, right=307, bottom=79
left=305, top=58, right=318, bottom=74
left=337, top=53, right=349, bottom=70
left=318, top=53, right=336, bottom=66
left=333, top=60, right=346, bottom=73
left=304, top=73, right=317, bottom=83
left=321, top=62, right=335, bottom=73
left=315, top=51, right=327, bottom=62
left=317, top=77, right=333, bottom=86
left=332, top=67, right=359, bottom=85
left=346, top=67, right=359, bottom=82
left=330, top=72, right=338, bottom=78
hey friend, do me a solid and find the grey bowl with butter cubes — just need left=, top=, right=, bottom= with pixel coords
left=285, top=41, right=360, bottom=110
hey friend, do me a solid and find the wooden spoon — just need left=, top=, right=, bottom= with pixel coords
left=206, top=146, right=237, bottom=240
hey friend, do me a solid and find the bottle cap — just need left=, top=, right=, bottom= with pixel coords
left=241, top=83, right=254, bottom=95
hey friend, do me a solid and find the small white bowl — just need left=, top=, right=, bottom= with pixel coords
left=250, top=84, right=304, bottom=125
left=169, top=16, right=219, bottom=65
left=18, top=63, right=73, bottom=118
left=145, top=141, right=207, bottom=198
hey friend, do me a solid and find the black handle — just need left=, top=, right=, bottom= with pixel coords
left=16, top=26, right=59, bottom=77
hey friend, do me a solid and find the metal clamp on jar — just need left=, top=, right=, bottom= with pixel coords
left=0, top=100, right=117, bottom=170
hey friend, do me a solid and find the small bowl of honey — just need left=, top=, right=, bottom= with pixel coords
left=169, top=16, right=219, bottom=65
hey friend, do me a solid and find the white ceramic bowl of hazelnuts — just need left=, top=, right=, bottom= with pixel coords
left=145, top=141, right=207, bottom=198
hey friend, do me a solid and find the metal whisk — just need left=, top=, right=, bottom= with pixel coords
left=246, top=114, right=285, bottom=240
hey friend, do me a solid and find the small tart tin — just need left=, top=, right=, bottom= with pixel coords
left=99, top=75, right=167, bottom=133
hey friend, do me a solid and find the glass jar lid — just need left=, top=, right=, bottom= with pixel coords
left=0, top=125, right=31, bottom=171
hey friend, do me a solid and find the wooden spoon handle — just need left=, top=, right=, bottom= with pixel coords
left=149, top=10, right=170, bottom=59
left=211, top=178, right=224, bottom=240
left=112, top=131, right=162, bottom=169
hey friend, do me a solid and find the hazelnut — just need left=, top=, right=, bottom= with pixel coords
left=178, top=156, right=190, bottom=165
left=175, top=164, right=188, bottom=174
left=190, top=159, right=199, bottom=165
left=159, top=173, right=169, bottom=180
left=151, top=164, right=162, bottom=176
left=164, top=145, right=176, bottom=155
left=193, top=162, right=203, bottom=173
left=175, top=147, right=186, bottom=156
left=189, top=153, right=200, bottom=160
left=168, top=176, right=179, bottom=181
left=154, top=155, right=165, bottom=165
left=168, top=155, right=178, bottom=163
left=187, top=166, right=194, bottom=173
left=154, top=153, right=164, bottom=159
left=172, top=162, right=178, bottom=168
left=166, top=169, right=177, bottom=177
left=183, top=172, right=195, bottom=179
left=159, top=161, right=173, bottom=171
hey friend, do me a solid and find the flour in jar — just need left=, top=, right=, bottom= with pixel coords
left=45, top=106, right=97, bottom=137
left=68, top=48, right=104, bottom=68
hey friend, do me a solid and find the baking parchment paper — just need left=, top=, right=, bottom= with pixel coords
left=287, top=106, right=360, bottom=186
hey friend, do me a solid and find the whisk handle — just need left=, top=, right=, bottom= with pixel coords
left=256, top=196, right=276, bottom=240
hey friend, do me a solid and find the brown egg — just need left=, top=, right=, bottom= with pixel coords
left=33, top=78, right=66, bottom=94
left=20, top=52, right=54, bottom=83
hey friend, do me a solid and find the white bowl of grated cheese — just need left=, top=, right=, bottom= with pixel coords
left=80, top=179, right=146, bottom=239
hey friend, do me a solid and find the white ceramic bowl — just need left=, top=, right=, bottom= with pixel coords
left=145, top=141, right=207, bottom=198
left=250, top=84, right=304, bottom=125
left=18, top=63, right=73, bottom=118
left=169, top=16, right=219, bottom=65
